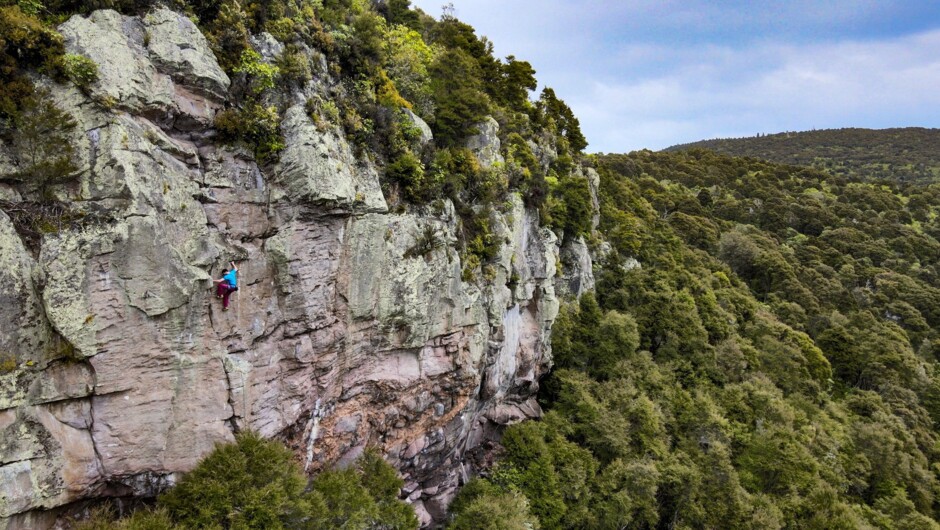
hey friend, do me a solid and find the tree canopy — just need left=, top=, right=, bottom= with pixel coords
left=78, top=432, right=418, bottom=529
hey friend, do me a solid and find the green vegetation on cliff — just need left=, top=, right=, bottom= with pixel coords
left=1, top=0, right=593, bottom=279
left=450, top=148, right=940, bottom=528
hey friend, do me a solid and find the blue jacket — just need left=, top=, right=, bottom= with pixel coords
left=223, top=270, right=237, bottom=288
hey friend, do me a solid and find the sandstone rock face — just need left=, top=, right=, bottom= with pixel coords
left=528, top=131, right=558, bottom=173
left=143, top=7, right=231, bottom=100
left=585, top=166, right=601, bottom=230
left=556, top=235, right=596, bottom=299
left=275, top=104, right=388, bottom=213
left=0, top=9, right=591, bottom=528
left=250, top=32, right=285, bottom=63
left=465, top=117, right=504, bottom=169
left=60, top=8, right=229, bottom=127
left=0, top=213, right=50, bottom=374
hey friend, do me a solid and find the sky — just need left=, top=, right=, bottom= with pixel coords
left=408, top=0, right=940, bottom=153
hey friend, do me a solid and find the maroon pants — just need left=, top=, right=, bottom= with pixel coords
left=216, top=282, right=235, bottom=309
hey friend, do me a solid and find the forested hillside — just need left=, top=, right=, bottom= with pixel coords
left=667, top=128, right=940, bottom=182
left=452, top=149, right=940, bottom=528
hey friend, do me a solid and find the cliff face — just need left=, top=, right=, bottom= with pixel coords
left=0, top=8, right=593, bottom=527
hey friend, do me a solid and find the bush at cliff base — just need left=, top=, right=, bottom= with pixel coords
left=79, top=432, right=418, bottom=529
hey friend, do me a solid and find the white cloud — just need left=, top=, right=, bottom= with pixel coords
left=571, top=29, right=940, bottom=151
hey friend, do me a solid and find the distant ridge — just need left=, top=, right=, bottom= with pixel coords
left=665, top=127, right=940, bottom=182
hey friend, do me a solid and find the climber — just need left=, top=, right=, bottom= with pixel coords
left=213, top=261, right=239, bottom=311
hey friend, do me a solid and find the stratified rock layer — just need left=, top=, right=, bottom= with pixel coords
left=0, top=8, right=590, bottom=528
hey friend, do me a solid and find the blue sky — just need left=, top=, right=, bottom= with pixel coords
left=409, top=0, right=940, bottom=152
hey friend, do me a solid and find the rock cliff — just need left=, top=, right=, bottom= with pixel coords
left=0, top=8, right=595, bottom=528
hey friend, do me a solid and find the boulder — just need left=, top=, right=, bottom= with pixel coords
left=60, top=10, right=175, bottom=114
left=143, top=7, right=231, bottom=99
left=465, top=117, right=504, bottom=169
left=250, top=32, right=284, bottom=63
left=402, top=109, right=433, bottom=146
left=60, top=8, right=228, bottom=124
left=275, top=105, right=387, bottom=213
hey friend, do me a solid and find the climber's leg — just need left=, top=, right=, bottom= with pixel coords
left=221, top=285, right=232, bottom=310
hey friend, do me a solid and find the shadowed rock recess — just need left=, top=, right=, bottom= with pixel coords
left=0, top=7, right=596, bottom=528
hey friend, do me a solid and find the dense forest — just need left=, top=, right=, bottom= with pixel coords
left=452, top=149, right=940, bottom=528
left=667, top=128, right=940, bottom=182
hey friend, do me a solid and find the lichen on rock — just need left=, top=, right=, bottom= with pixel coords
left=142, top=6, right=231, bottom=99
left=465, top=117, right=505, bottom=170
left=275, top=104, right=388, bottom=212
left=59, top=8, right=228, bottom=124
